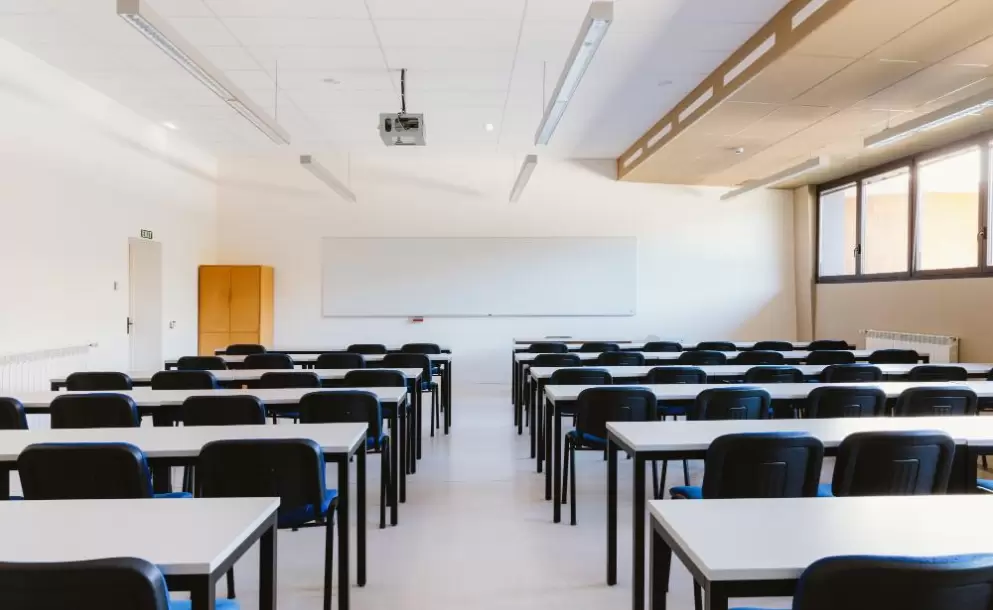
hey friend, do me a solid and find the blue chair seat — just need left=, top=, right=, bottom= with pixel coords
left=367, top=433, right=390, bottom=450
left=171, top=598, right=239, bottom=610
left=565, top=429, right=605, bottom=448
left=661, top=405, right=687, bottom=416
left=669, top=485, right=702, bottom=499
left=978, top=479, right=993, bottom=492
left=278, top=489, right=337, bottom=528
left=816, top=483, right=833, bottom=497
left=155, top=491, right=193, bottom=499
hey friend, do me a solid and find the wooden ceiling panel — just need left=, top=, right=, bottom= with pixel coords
left=732, top=104, right=839, bottom=143
left=941, top=35, right=993, bottom=67
left=731, top=54, right=854, bottom=104
left=792, top=58, right=923, bottom=107
left=868, top=0, right=993, bottom=63
left=861, top=64, right=990, bottom=110
left=690, top=101, right=779, bottom=137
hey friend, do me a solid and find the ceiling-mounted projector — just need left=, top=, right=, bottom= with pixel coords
left=379, top=68, right=426, bottom=147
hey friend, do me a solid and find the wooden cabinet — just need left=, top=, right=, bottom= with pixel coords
left=198, top=266, right=273, bottom=355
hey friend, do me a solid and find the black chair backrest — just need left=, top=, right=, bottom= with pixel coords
left=832, top=431, right=955, bottom=496
left=150, top=370, right=217, bottom=390
left=299, top=391, right=383, bottom=441
left=894, top=387, right=978, bottom=416
left=805, top=386, right=887, bottom=418
left=197, top=439, right=327, bottom=525
left=692, top=387, right=771, bottom=420
left=528, top=342, right=569, bottom=354
left=908, top=365, right=968, bottom=382
left=18, top=442, right=152, bottom=499
left=549, top=368, right=613, bottom=386
left=176, top=356, right=229, bottom=371
left=791, top=554, right=993, bottom=610
left=243, top=353, right=294, bottom=370
left=65, top=372, right=133, bottom=391
left=0, top=557, right=171, bottom=610
left=821, top=364, right=883, bottom=383
left=696, top=341, right=737, bottom=352
left=50, top=394, right=139, bottom=429
left=343, top=369, right=407, bottom=388
left=646, top=366, right=707, bottom=384
left=0, top=398, right=27, bottom=430
left=807, top=339, right=851, bottom=351
left=578, top=342, right=620, bottom=353
left=531, top=354, right=582, bottom=367
left=806, top=350, right=856, bottom=365
left=597, top=351, right=646, bottom=366
left=575, top=387, right=658, bottom=440
left=869, top=349, right=920, bottom=364
left=347, top=343, right=387, bottom=355
left=642, top=341, right=682, bottom=352
left=315, top=352, right=366, bottom=370
left=224, top=344, right=266, bottom=355
left=752, top=341, right=794, bottom=351
left=677, top=350, right=727, bottom=366
left=744, top=366, right=804, bottom=383
left=259, top=371, right=321, bottom=389
left=701, top=432, right=824, bottom=498
left=181, top=395, right=266, bottom=426
left=401, top=343, right=441, bottom=354
left=734, top=351, right=786, bottom=365
left=381, top=353, right=431, bottom=383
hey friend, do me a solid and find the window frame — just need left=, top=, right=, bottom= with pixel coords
left=815, top=129, right=993, bottom=284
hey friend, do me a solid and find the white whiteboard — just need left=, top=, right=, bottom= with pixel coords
left=321, top=237, right=637, bottom=317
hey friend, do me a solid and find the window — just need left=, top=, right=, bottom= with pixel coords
left=916, top=146, right=981, bottom=271
left=862, top=169, right=910, bottom=274
left=818, top=184, right=857, bottom=277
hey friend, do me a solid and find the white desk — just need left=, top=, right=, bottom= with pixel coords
left=516, top=350, right=877, bottom=364
left=648, top=496, right=993, bottom=610
left=529, top=363, right=993, bottom=381
left=50, top=368, right=424, bottom=390
left=217, top=344, right=451, bottom=355
left=0, top=497, right=279, bottom=610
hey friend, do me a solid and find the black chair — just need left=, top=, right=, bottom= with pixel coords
left=315, top=352, right=366, bottom=370
left=805, top=386, right=887, bottom=418
left=548, top=368, right=612, bottom=387
left=50, top=393, right=139, bottom=429
left=198, top=439, right=337, bottom=610
left=532, top=354, right=581, bottom=367
left=752, top=341, right=794, bottom=351
left=259, top=372, right=321, bottom=423
left=347, top=343, right=387, bottom=355
left=677, top=350, right=727, bottom=366
left=597, top=351, right=646, bottom=366
left=578, top=342, right=620, bottom=353
left=824, top=431, right=955, bottom=497
left=642, top=341, right=682, bottom=352
left=150, top=371, right=218, bottom=390
left=401, top=343, right=441, bottom=354
left=670, top=432, right=823, bottom=499
left=527, top=342, right=569, bottom=353
left=893, top=387, right=977, bottom=416
left=224, top=343, right=266, bottom=355
left=806, top=350, right=856, bottom=365
left=176, top=356, right=228, bottom=371
left=343, top=370, right=409, bottom=457
left=807, top=339, right=851, bottom=351
left=243, top=353, right=294, bottom=370
left=300, top=390, right=392, bottom=529
left=0, top=398, right=27, bottom=430
left=821, top=364, right=883, bottom=383
left=690, top=387, right=771, bottom=421
left=734, top=351, right=786, bottom=365
left=695, top=341, right=737, bottom=352
left=564, top=387, right=658, bottom=525
left=744, top=366, right=804, bottom=383
left=869, top=349, right=920, bottom=364
left=908, top=365, right=968, bottom=382
left=381, top=353, right=441, bottom=435
left=18, top=442, right=160, bottom=500
left=65, top=372, right=132, bottom=391
left=181, top=395, right=266, bottom=426
left=646, top=367, right=707, bottom=385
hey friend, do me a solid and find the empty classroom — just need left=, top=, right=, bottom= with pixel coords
left=3, top=0, right=993, bottom=609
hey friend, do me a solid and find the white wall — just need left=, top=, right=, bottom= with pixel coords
left=0, top=38, right=218, bottom=369
left=217, top=153, right=796, bottom=383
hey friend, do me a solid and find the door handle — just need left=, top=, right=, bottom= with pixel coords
left=127, top=316, right=134, bottom=335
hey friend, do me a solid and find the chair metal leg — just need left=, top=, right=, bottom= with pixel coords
left=226, top=568, right=235, bottom=599
left=651, top=461, right=659, bottom=502
left=693, top=581, right=702, bottom=610
left=570, top=444, right=578, bottom=526
left=659, top=460, right=668, bottom=499
left=682, top=460, right=690, bottom=486
left=324, top=501, right=337, bottom=610
left=562, top=438, right=570, bottom=505
left=434, top=390, right=440, bottom=430
left=430, top=389, right=436, bottom=437
left=379, top=442, right=388, bottom=530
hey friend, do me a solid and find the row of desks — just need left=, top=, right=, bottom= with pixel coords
left=512, top=338, right=854, bottom=350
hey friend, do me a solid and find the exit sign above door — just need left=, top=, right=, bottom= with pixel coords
left=140, top=229, right=153, bottom=239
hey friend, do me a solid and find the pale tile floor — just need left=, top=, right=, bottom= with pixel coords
left=211, top=384, right=791, bottom=610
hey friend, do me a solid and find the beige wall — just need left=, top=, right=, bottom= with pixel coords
left=793, top=186, right=815, bottom=340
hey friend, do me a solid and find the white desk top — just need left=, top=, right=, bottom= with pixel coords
left=176, top=353, right=450, bottom=365
left=0, top=422, right=368, bottom=460
left=0, top=497, right=278, bottom=575
left=529, top=363, right=993, bottom=380
left=515, top=350, right=874, bottom=363
left=544, top=381, right=993, bottom=402
left=51, top=368, right=423, bottom=385
left=217, top=344, right=450, bottom=354
left=650, top=496, right=993, bottom=582
left=513, top=340, right=825, bottom=349
left=15, top=387, right=408, bottom=409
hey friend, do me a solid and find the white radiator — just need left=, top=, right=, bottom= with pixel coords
left=0, top=343, right=97, bottom=393
left=862, top=330, right=958, bottom=363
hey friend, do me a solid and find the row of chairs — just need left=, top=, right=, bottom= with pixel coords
left=527, top=339, right=852, bottom=353
left=533, top=348, right=922, bottom=366
left=222, top=342, right=443, bottom=355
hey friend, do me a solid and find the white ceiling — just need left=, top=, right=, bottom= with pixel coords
left=0, top=0, right=790, bottom=157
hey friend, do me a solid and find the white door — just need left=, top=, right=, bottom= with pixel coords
left=128, top=237, right=163, bottom=370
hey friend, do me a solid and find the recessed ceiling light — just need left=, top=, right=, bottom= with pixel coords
left=162, top=121, right=177, bottom=130
left=485, top=123, right=495, bottom=132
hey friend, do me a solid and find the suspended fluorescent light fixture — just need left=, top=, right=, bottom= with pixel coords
left=300, top=155, right=356, bottom=202
left=865, top=88, right=993, bottom=149
left=509, top=155, right=538, bottom=202
left=117, top=0, right=290, bottom=145
left=534, top=2, right=613, bottom=145
left=720, top=157, right=826, bottom=200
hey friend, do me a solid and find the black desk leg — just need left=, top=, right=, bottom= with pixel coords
left=633, top=456, right=646, bottom=610
left=415, top=380, right=423, bottom=460
left=704, top=582, right=729, bottom=610
left=512, top=352, right=519, bottom=413
left=395, top=405, right=405, bottom=507
left=529, top=378, right=537, bottom=459
left=544, top=398, right=552, bottom=499
left=649, top=524, right=672, bottom=610
left=259, top=523, right=277, bottom=610
left=607, top=439, right=618, bottom=585
left=337, top=457, right=351, bottom=610
left=518, top=374, right=525, bottom=436
left=408, top=388, right=418, bottom=474
left=444, top=360, right=452, bottom=433
left=553, top=406, right=563, bottom=523
left=357, top=442, right=367, bottom=582
left=0, top=467, right=10, bottom=501
left=190, top=576, right=215, bottom=610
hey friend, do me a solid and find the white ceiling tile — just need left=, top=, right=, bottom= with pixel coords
left=394, top=69, right=509, bottom=91
left=375, top=19, right=522, bottom=49
left=524, top=0, right=596, bottom=23
left=658, top=21, right=763, bottom=53
left=248, top=46, right=387, bottom=71
left=223, top=69, right=275, bottom=89
left=383, top=47, right=515, bottom=72
left=221, top=17, right=378, bottom=47
left=0, top=14, right=145, bottom=46
left=288, top=88, right=398, bottom=109
left=408, top=89, right=507, bottom=109
left=147, top=0, right=214, bottom=17
left=673, top=0, right=788, bottom=24
left=167, top=17, right=241, bottom=45
left=205, top=0, right=368, bottom=18
left=279, top=70, right=394, bottom=91
left=367, top=0, right=526, bottom=20
left=199, top=45, right=262, bottom=70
